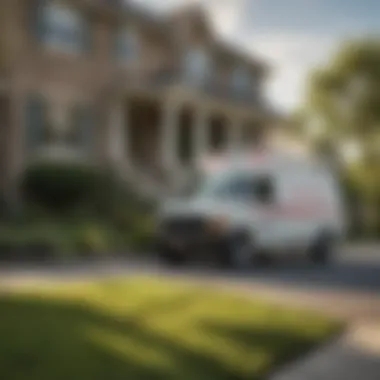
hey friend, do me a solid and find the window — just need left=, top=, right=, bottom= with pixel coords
left=66, top=104, right=94, bottom=151
left=25, top=94, right=49, bottom=150
left=232, top=66, right=251, bottom=93
left=183, top=48, right=211, bottom=85
left=115, top=28, right=139, bottom=63
left=37, top=2, right=89, bottom=54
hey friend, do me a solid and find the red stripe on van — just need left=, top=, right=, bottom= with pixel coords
left=260, top=202, right=335, bottom=220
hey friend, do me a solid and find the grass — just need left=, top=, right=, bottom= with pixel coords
left=0, top=277, right=342, bottom=380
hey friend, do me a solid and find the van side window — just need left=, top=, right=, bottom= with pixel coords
left=200, top=172, right=276, bottom=203
left=216, top=177, right=253, bottom=199
left=252, top=176, right=275, bottom=204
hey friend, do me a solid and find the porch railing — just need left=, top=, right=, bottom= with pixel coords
left=147, top=68, right=260, bottom=106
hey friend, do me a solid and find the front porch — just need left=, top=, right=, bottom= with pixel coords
left=107, top=94, right=266, bottom=196
left=0, top=86, right=268, bottom=200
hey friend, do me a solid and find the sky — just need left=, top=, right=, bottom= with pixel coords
left=130, top=0, right=380, bottom=112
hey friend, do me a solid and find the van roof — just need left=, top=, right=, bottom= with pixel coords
left=202, top=149, right=317, bottom=173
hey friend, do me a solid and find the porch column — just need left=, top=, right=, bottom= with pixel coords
left=228, top=118, right=243, bottom=155
left=108, top=100, right=129, bottom=171
left=194, top=108, right=209, bottom=166
left=161, top=101, right=179, bottom=170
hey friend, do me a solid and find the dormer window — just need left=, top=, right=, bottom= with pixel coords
left=183, top=47, right=211, bottom=85
left=115, top=27, right=139, bottom=63
left=36, top=2, right=90, bottom=54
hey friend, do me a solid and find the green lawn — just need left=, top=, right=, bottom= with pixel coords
left=0, top=277, right=342, bottom=380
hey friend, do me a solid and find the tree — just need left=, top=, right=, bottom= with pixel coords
left=307, top=38, right=380, bottom=160
left=301, top=38, right=380, bottom=238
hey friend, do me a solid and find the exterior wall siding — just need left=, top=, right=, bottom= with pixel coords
left=0, top=0, right=271, bottom=195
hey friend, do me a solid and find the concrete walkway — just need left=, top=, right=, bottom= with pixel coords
left=271, top=322, right=380, bottom=380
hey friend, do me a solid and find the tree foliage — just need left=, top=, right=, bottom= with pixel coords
left=303, top=38, right=380, bottom=237
left=308, top=38, right=380, bottom=145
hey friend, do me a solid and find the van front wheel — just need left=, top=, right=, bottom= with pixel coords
left=157, top=243, right=187, bottom=267
left=219, top=232, right=254, bottom=270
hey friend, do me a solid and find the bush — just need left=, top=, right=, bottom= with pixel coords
left=89, top=172, right=157, bottom=252
left=124, top=213, right=155, bottom=252
left=21, top=163, right=100, bottom=214
left=18, top=163, right=157, bottom=255
left=0, top=224, right=63, bottom=262
left=71, top=223, right=111, bottom=256
left=92, top=171, right=155, bottom=223
left=0, top=221, right=123, bottom=262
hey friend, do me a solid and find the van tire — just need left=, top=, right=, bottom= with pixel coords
left=309, top=234, right=334, bottom=266
left=219, top=231, right=254, bottom=270
left=158, top=244, right=186, bottom=267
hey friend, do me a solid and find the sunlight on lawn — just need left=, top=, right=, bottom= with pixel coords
left=0, top=277, right=342, bottom=380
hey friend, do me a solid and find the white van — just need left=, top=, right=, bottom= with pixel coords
left=155, top=149, right=346, bottom=268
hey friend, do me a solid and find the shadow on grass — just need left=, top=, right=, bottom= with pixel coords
left=0, top=294, right=339, bottom=380
left=199, top=321, right=341, bottom=379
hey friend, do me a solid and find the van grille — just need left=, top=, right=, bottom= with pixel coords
left=163, top=217, right=206, bottom=237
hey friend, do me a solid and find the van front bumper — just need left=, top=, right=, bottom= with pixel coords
left=156, top=217, right=227, bottom=254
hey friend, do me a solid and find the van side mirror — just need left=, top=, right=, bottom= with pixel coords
left=253, top=177, right=275, bottom=204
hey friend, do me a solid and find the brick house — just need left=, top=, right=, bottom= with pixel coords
left=0, top=0, right=274, bottom=198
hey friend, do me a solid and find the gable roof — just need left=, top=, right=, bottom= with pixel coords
left=86, top=0, right=269, bottom=74
left=167, top=3, right=269, bottom=75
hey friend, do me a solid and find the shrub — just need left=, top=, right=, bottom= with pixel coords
left=90, top=172, right=157, bottom=250
left=0, top=224, right=64, bottom=262
left=73, top=223, right=110, bottom=255
left=0, top=221, right=122, bottom=262
left=18, top=163, right=157, bottom=254
left=21, top=163, right=100, bottom=214
left=92, top=172, right=155, bottom=222
left=124, top=213, right=155, bottom=252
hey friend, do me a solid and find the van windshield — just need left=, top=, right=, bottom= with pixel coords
left=195, top=170, right=275, bottom=203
